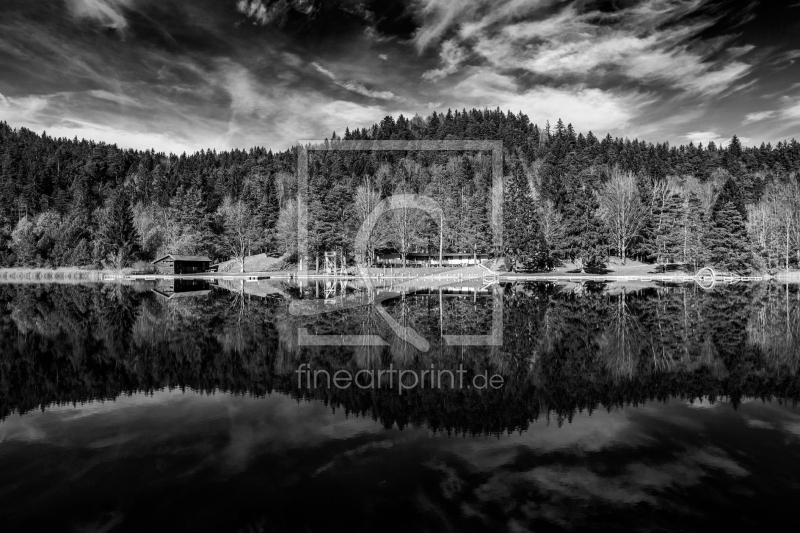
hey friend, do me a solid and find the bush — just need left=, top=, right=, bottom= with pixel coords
left=130, top=260, right=156, bottom=274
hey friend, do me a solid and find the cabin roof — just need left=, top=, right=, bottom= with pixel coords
left=152, top=254, right=212, bottom=264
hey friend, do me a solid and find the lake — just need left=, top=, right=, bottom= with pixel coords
left=1, top=279, right=800, bottom=531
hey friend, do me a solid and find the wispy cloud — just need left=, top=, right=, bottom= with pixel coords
left=452, top=70, right=652, bottom=132
left=219, top=60, right=392, bottom=147
left=66, top=0, right=132, bottom=30
left=421, top=39, right=466, bottom=81
left=87, top=89, right=142, bottom=107
left=684, top=131, right=751, bottom=146
left=743, top=111, right=776, bottom=124
left=311, top=62, right=405, bottom=102
left=415, top=0, right=755, bottom=99
left=782, top=98, right=800, bottom=121
left=769, top=49, right=800, bottom=66
left=1, top=0, right=794, bottom=153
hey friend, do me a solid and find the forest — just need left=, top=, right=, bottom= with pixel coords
left=1, top=109, right=799, bottom=273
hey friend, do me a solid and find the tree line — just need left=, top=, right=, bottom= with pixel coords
left=1, top=110, right=799, bottom=272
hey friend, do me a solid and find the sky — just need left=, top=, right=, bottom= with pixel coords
left=0, top=0, right=798, bottom=154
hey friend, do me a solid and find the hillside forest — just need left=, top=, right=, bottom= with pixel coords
left=1, top=110, right=799, bottom=273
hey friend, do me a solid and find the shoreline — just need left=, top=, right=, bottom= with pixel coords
left=0, top=268, right=124, bottom=282
left=3, top=267, right=799, bottom=284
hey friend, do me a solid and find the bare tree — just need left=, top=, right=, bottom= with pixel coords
left=538, top=199, right=563, bottom=252
left=597, top=169, right=648, bottom=265
left=353, top=177, right=381, bottom=265
left=217, top=196, right=258, bottom=273
left=382, top=193, right=423, bottom=268
left=274, top=199, right=298, bottom=256
left=747, top=202, right=776, bottom=271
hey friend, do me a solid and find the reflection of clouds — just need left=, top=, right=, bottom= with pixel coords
left=783, top=422, right=800, bottom=438
left=456, top=445, right=748, bottom=529
left=4, top=388, right=800, bottom=531
left=734, top=400, right=800, bottom=440
left=444, top=408, right=639, bottom=468
left=426, top=460, right=464, bottom=500
left=744, top=418, right=775, bottom=429
left=425, top=402, right=762, bottom=530
left=312, top=440, right=395, bottom=477
left=0, top=390, right=384, bottom=475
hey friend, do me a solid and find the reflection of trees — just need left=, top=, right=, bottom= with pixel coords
left=598, top=290, right=648, bottom=379
left=1, top=282, right=800, bottom=434
left=748, top=283, right=800, bottom=371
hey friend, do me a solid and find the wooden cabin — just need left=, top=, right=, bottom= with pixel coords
left=152, top=254, right=211, bottom=274
left=152, top=279, right=211, bottom=299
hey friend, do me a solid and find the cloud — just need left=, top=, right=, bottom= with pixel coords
left=311, top=62, right=404, bottom=101
left=421, top=39, right=466, bottom=81
left=413, top=0, right=754, bottom=98
left=66, top=0, right=132, bottom=30
left=738, top=97, right=800, bottom=133
left=311, top=62, right=336, bottom=80
left=87, top=89, right=143, bottom=107
left=683, top=131, right=751, bottom=147
left=743, top=111, right=776, bottom=124
left=236, top=0, right=315, bottom=26
left=236, top=0, right=273, bottom=25
left=218, top=60, right=394, bottom=148
left=413, top=0, right=555, bottom=51
left=782, top=97, right=800, bottom=122
left=452, top=70, right=651, bottom=132
left=769, top=49, right=800, bottom=66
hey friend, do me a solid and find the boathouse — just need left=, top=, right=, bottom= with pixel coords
left=152, top=279, right=211, bottom=299
left=152, top=254, right=211, bottom=274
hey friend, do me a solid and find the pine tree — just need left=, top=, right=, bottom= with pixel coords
left=504, top=159, right=547, bottom=271
left=97, top=188, right=140, bottom=269
left=707, top=201, right=754, bottom=273
left=714, top=177, right=747, bottom=220
left=682, top=192, right=707, bottom=270
left=560, top=183, right=606, bottom=272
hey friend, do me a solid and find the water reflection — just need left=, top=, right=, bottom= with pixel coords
left=1, top=281, right=800, bottom=531
left=2, top=280, right=800, bottom=429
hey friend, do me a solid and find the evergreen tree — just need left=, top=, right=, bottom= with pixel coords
left=97, top=188, right=140, bottom=269
left=560, top=183, right=606, bottom=272
left=682, top=192, right=707, bottom=270
left=707, top=201, right=754, bottom=273
left=503, top=159, right=546, bottom=271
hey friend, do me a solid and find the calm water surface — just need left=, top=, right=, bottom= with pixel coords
left=1, top=280, right=800, bottom=532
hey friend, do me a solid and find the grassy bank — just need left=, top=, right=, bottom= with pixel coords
left=0, top=268, right=124, bottom=281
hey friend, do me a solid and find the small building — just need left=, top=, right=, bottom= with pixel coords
left=152, top=254, right=211, bottom=274
left=152, top=279, right=211, bottom=299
